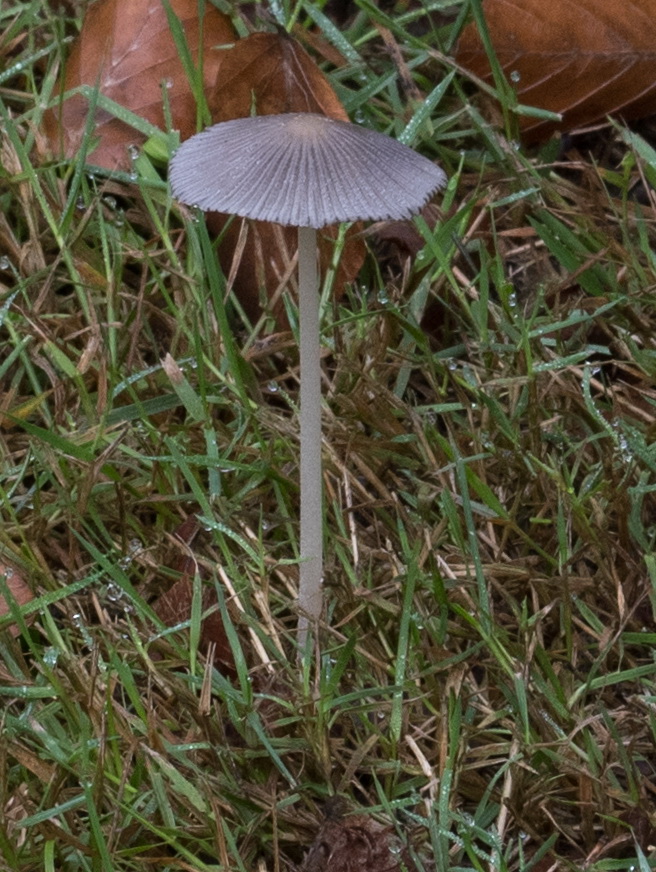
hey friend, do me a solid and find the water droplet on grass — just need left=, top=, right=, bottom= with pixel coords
left=43, top=647, right=60, bottom=667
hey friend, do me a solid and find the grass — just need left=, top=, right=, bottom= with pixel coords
left=2, top=0, right=656, bottom=869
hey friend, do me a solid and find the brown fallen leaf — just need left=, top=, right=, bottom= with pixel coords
left=456, top=0, right=656, bottom=143
left=207, top=215, right=366, bottom=327
left=43, top=0, right=235, bottom=170
left=45, top=10, right=365, bottom=323
left=370, top=203, right=442, bottom=262
left=0, top=561, right=34, bottom=638
left=207, top=30, right=349, bottom=122
left=150, top=516, right=236, bottom=678
left=153, top=576, right=237, bottom=677
left=205, top=31, right=365, bottom=325
left=291, top=23, right=351, bottom=71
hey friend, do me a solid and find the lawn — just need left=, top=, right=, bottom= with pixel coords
left=1, top=1, right=656, bottom=870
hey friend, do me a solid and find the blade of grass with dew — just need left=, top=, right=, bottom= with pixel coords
left=389, top=526, right=419, bottom=748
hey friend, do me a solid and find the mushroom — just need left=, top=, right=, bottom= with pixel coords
left=169, top=112, right=446, bottom=653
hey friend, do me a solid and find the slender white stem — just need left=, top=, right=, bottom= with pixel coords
left=297, top=225, right=322, bottom=653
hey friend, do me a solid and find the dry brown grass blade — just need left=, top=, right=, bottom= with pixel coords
left=456, top=0, right=656, bottom=141
left=43, top=0, right=235, bottom=169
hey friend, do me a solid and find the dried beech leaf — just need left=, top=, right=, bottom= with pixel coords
left=204, top=33, right=362, bottom=321
left=152, top=577, right=236, bottom=676
left=43, top=0, right=235, bottom=169
left=151, top=517, right=236, bottom=677
left=208, top=31, right=349, bottom=122
left=0, top=562, right=34, bottom=638
left=291, top=24, right=350, bottom=71
left=370, top=204, right=442, bottom=260
left=456, top=0, right=656, bottom=142
left=206, top=214, right=366, bottom=326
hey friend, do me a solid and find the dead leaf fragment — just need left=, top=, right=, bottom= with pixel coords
left=208, top=31, right=349, bottom=122
left=456, top=0, right=656, bottom=142
left=152, top=576, right=236, bottom=677
left=206, top=215, right=366, bottom=327
left=44, top=0, right=235, bottom=169
left=0, top=562, right=34, bottom=638
left=150, top=516, right=236, bottom=677
left=205, top=31, right=364, bottom=324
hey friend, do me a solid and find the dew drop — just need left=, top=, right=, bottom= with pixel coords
left=510, top=70, right=521, bottom=83
left=0, top=256, right=10, bottom=270
left=42, top=647, right=60, bottom=667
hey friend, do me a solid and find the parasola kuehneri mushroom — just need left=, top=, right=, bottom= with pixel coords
left=169, top=112, right=446, bottom=653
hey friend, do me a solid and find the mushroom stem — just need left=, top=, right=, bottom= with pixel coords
left=297, top=225, right=322, bottom=652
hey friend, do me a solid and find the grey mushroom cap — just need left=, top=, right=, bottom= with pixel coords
left=169, top=113, right=446, bottom=229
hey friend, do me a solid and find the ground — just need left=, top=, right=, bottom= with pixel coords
left=1, top=2, right=656, bottom=870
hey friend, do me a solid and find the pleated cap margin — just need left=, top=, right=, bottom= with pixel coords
left=169, top=113, right=446, bottom=229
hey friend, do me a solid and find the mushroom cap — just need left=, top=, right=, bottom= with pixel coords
left=169, top=113, right=446, bottom=229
